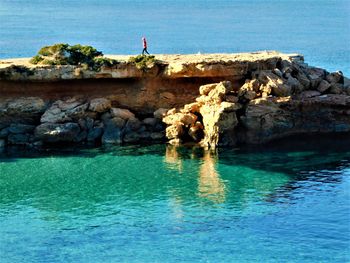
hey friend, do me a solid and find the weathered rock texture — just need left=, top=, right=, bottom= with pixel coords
left=161, top=56, right=350, bottom=148
left=0, top=52, right=349, bottom=150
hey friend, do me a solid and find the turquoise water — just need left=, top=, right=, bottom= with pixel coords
left=1, top=1, right=350, bottom=262
left=0, top=0, right=349, bottom=75
left=1, top=137, right=350, bottom=262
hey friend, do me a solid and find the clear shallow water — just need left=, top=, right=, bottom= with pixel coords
left=0, top=0, right=349, bottom=75
left=1, top=137, right=350, bottom=262
left=1, top=1, right=350, bottom=262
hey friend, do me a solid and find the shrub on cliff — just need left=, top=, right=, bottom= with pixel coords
left=29, top=43, right=118, bottom=70
left=128, top=55, right=156, bottom=71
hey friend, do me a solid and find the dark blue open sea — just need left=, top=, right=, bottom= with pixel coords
left=0, top=1, right=350, bottom=262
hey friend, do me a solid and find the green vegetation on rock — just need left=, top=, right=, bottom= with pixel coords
left=30, top=43, right=119, bottom=70
left=129, top=55, right=156, bottom=71
left=0, top=65, right=34, bottom=79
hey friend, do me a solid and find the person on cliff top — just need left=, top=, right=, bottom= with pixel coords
left=142, top=37, right=150, bottom=55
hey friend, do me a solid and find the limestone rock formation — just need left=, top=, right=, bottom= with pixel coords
left=0, top=52, right=349, bottom=150
left=162, top=56, right=350, bottom=148
left=163, top=81, right=242, bottom=148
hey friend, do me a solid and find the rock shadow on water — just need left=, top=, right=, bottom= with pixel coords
left=0, top=134, right=349, bottom=219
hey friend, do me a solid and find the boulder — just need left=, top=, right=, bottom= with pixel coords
left=0, top=139, right=5, bottom=151
left=258, top=71, right=292, bottom=97
left=2, top=97, right=47, bottom=125
left=296, top=72, right=311, bottom=89
left=125, top=117, right=142, bottom=132
left=298, top=90, right=321, bottom=99
left=199, top=83, right=217, bottom=95
left=238, top=80, right=258, bottom=100
left=150, top=132, right=165, bottom=140
left=139, top=131, right=152, bottom=140
left=8, top=124, right=36, bottom=134
left=326, top=71, right=343, bottom=84
left=41, top=100, right=88, bottom=123
left=182, top=102, right=201, bottom=113
left=110, top=108, right=135, bottom=120
left=89, top=98, right=111, bottom=113
left=66, top=103, right=89, bottom=120
left=6, top=97, right=47, bottom=115
left=78, top=117, right=94, bottom=131
left=306, top=67, right=326, bottom=89
left=74, top=131, right=88, bottom=142
left=0, top=123, right=7, bottom=130
left=163, top=112, right=197, bottom=126
left=123, top=132, right=141, bottom=143
left=7, top=134, right=30, bottom=145
left=329, top=83, right=344, bottom=94
left=142, top=117, right=156, bottom=126
left=200, top=103, right=239, bottom=148
left=219, top=102, right=242, bottom=112
left=166, top=124, right=184, bottom=139
left=259, top=84, right=272, bottom=98
left=226, top=95, right=239, bottom=103
left=154, top=108, right=169, bottom=119
left=0, top=128, right=9, bottom=139
left=273, top=68, right=283, bottom=78
left=101, top=112, right=112, bottom=122
left=207, top=81, right=233, bottom=102
left=317, top=80, right=331, bottom=93
left=101, top=117, right=125, bottom=144
left=35, top=122, right=81, bottom=143
left=287, top=76, right=303, bottom=94
left=280, top=60, right=293, bottom=74
left=40, top=104, right=68, bottom=123
left=240, top=98, right=291, bottom=143
left=56, top=99, right=82, bottom=111
left=87, top=127, right=103, bottom=142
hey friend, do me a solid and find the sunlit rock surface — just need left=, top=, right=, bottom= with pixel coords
left=0, top=52, right=349, bottom=150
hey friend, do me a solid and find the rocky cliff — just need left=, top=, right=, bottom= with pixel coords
left=0, top=52, right=349, bottom=151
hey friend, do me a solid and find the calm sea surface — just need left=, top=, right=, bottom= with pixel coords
left=0, top=0, right=349, bottom=74
left=0, top=138, right=350, bottom=262
left=0, top=1, right=350, bottom=262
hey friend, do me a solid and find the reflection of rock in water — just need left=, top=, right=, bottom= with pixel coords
left=164, top=145, right=183, bottom=172
left=168, top=196, right=184, bottom=225
left=198, top=151, right=226, bottom=203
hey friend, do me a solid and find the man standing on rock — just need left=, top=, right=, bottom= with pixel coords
left=142, top=37, right=150, bottom=55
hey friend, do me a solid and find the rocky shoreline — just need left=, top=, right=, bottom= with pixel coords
left=0, top=52, right=349, bottom=152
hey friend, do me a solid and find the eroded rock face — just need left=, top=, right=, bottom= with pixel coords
left=240, top=95, right=350, bottom=143
left=162, top=56, right=350, bottom=148
left=0, top=97, right=47, bottom=126
left=0, top=53, right=348, bottom=150
left=0, top=95, right=167, bottom=148
left=163, top=81, right=241, bottom=148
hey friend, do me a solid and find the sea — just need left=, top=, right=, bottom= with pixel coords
left=0, top=0, right=350, bottom=262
